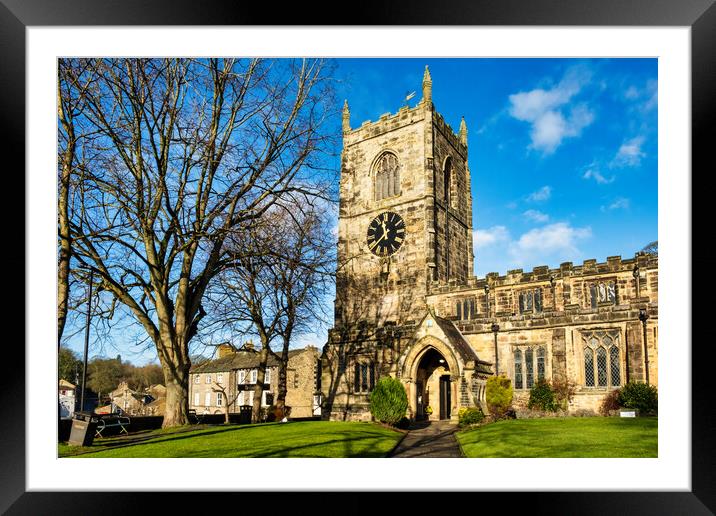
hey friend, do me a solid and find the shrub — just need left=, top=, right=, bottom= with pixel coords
left=527, top=379, right=557, bottom=412
left=369, top=376, right=408, bottom=425
left=486, top=375, right=513, bottom=419
left=395, top=417, right=411, bottom=430
left=551, top=378, right=576, bottom=411
left=618, top=382, right=658, bottom=414
left=599, top=388, right=622, bottom=416
left=458, top=407, right=485, bottom=427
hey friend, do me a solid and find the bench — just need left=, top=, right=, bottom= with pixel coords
left=94, top=413, right=131, bottom=437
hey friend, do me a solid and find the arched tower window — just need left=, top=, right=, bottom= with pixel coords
left=374, top=152, right=400, bottom=201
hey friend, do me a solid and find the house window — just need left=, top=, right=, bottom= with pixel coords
left=513, top=346, right=546, bottom=390
left=250, top=369, right=257, bottom=384
left=204, top=392, right=211, bottom=406
left=217, top=373, right=223, bottom=384
left=518, top=288, right=543, bottom=314
left=205, top=374, right=212, bottom=384
left=583, top=332, right=621, bottom=388
left=194, top=375, right=200, bottom=384
left=374, top=152, right=400, bottom=201
left=238, top=370, right=246, bottom=384
left=217, top=392, right=223, bottom=406
left=589, top=280, right=617, bottom=308
left=354, top=361, right=375, bottom=394
left=264, top=368, right=271, bottom=384
left=261, top=391, right=273, bottom=407
left=238, top=391, right=245, bottom=406
left=194, top=392, right=200, bottom=406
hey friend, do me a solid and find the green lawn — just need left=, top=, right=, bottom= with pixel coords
left=456, top=417, right=657, bottom=458
left=59, top=421, right=403, bottom=458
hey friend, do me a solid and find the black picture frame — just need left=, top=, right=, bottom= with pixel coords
left=3, top=0, right=713, bottom=513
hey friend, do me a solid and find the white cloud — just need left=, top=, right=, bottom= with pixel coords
left=624, top=85, right=640, bottom=100
left=611, top=136, right=646, bottom=168
left=473, top=221, right=592, bottom=274
left=523, top=209, right=549, bottom=223
left=508, top=66, right=594, bottom=154
left=601, top=197, right=630, bottom=211
left=583, top=166, right=614, bottom=184
left=473, top=225, right=510, bottom=250
left=623, top=79, right=657, bottom=113
left=509, top=222, right=592, bottom=265
left=526, top=185, right=552, bottom=203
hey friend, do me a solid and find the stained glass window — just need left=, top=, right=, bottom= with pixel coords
left=536, top=347, right=545, bottom=381
left=514, top=349, right=523, bottom=390
left=525, top=348, right=534, bottom=389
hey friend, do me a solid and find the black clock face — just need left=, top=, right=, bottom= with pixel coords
left=366, top=211, right=406, bottom=256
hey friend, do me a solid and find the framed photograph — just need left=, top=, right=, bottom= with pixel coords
left=6, top=0, right=713, bottom=513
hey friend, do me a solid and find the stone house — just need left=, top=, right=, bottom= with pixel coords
left=109, top=381, right=165, bottom=416
left=189, top=343, right=322, bottom=419
left=321, top=66, right=658, bottom=422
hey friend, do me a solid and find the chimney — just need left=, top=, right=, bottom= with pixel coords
left=217, top=343, right=236, bottom=358
left=244, top=340, right=255, bottom=352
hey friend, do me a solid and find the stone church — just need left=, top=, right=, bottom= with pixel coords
left=320, top=66, right=658, bottom=422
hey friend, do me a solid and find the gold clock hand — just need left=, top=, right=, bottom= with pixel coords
left=370, top=230, right=388, bottom=250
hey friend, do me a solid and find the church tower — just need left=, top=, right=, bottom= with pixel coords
left=323, top=67, right=477, bottom=421
left=334, top=66, right=474, bottom=328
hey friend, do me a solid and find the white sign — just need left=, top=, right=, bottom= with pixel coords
left=620, top=410, right=637, bottom=418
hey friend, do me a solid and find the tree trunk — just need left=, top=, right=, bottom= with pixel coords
left=163, top=372, right=189, bottom=428
left=276, top=337, right=290, bottom=418
left=57, top=89, right=73, bottom=347
left=158, top=331, right=190, bottom=428
left=251, top=346, right=269, bottom=423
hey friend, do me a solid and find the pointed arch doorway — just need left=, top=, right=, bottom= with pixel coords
left=415, top=348, right=452, bottom=421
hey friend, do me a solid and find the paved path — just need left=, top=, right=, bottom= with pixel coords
left=389, top=420, right=463, bottom=458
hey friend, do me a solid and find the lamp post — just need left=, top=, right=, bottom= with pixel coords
left=639, top=308, right=650, bottom=385
left=484, top=284, right=490, bottom=317
left=491, top=322, right=500, bottom=375
left=80, top=268, right=94, bottom=412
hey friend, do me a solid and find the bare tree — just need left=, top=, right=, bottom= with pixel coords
left=641, top=240, right=658, bottom=256
left=59, top=58, right=336, bottom=427
left=272, top=202, right=335, bottom=419
left=207, top=213, right=285, bottom=423
left=205, top=199, right=335, bottom=423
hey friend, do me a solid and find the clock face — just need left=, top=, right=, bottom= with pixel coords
left=366, top=211, right=406, bottom=256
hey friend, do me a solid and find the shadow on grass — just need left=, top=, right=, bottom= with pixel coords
left=64, top=422, right=402, bottom=458
left=63, top=424, right=270, bottom=457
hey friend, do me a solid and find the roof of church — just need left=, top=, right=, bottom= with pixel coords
left=433, top=315, right=493, bottom=374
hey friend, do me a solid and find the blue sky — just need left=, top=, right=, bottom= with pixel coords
left=64, top=58, right=657, bottom=366
left=334, top=58, right=658, bottom=277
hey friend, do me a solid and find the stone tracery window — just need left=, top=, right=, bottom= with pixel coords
left=513, top=345, right=546, bottom=390
left=519, top=288, right=543, bottom=314
left=456, top=297, right=476, bottom=320
left=374, top=152, right=400, bottom=201
left=353, top=359, right=375, bottom=394
left=582, top=331, right=621, bottom=388
left=589, top=280, right=617, bottom=308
